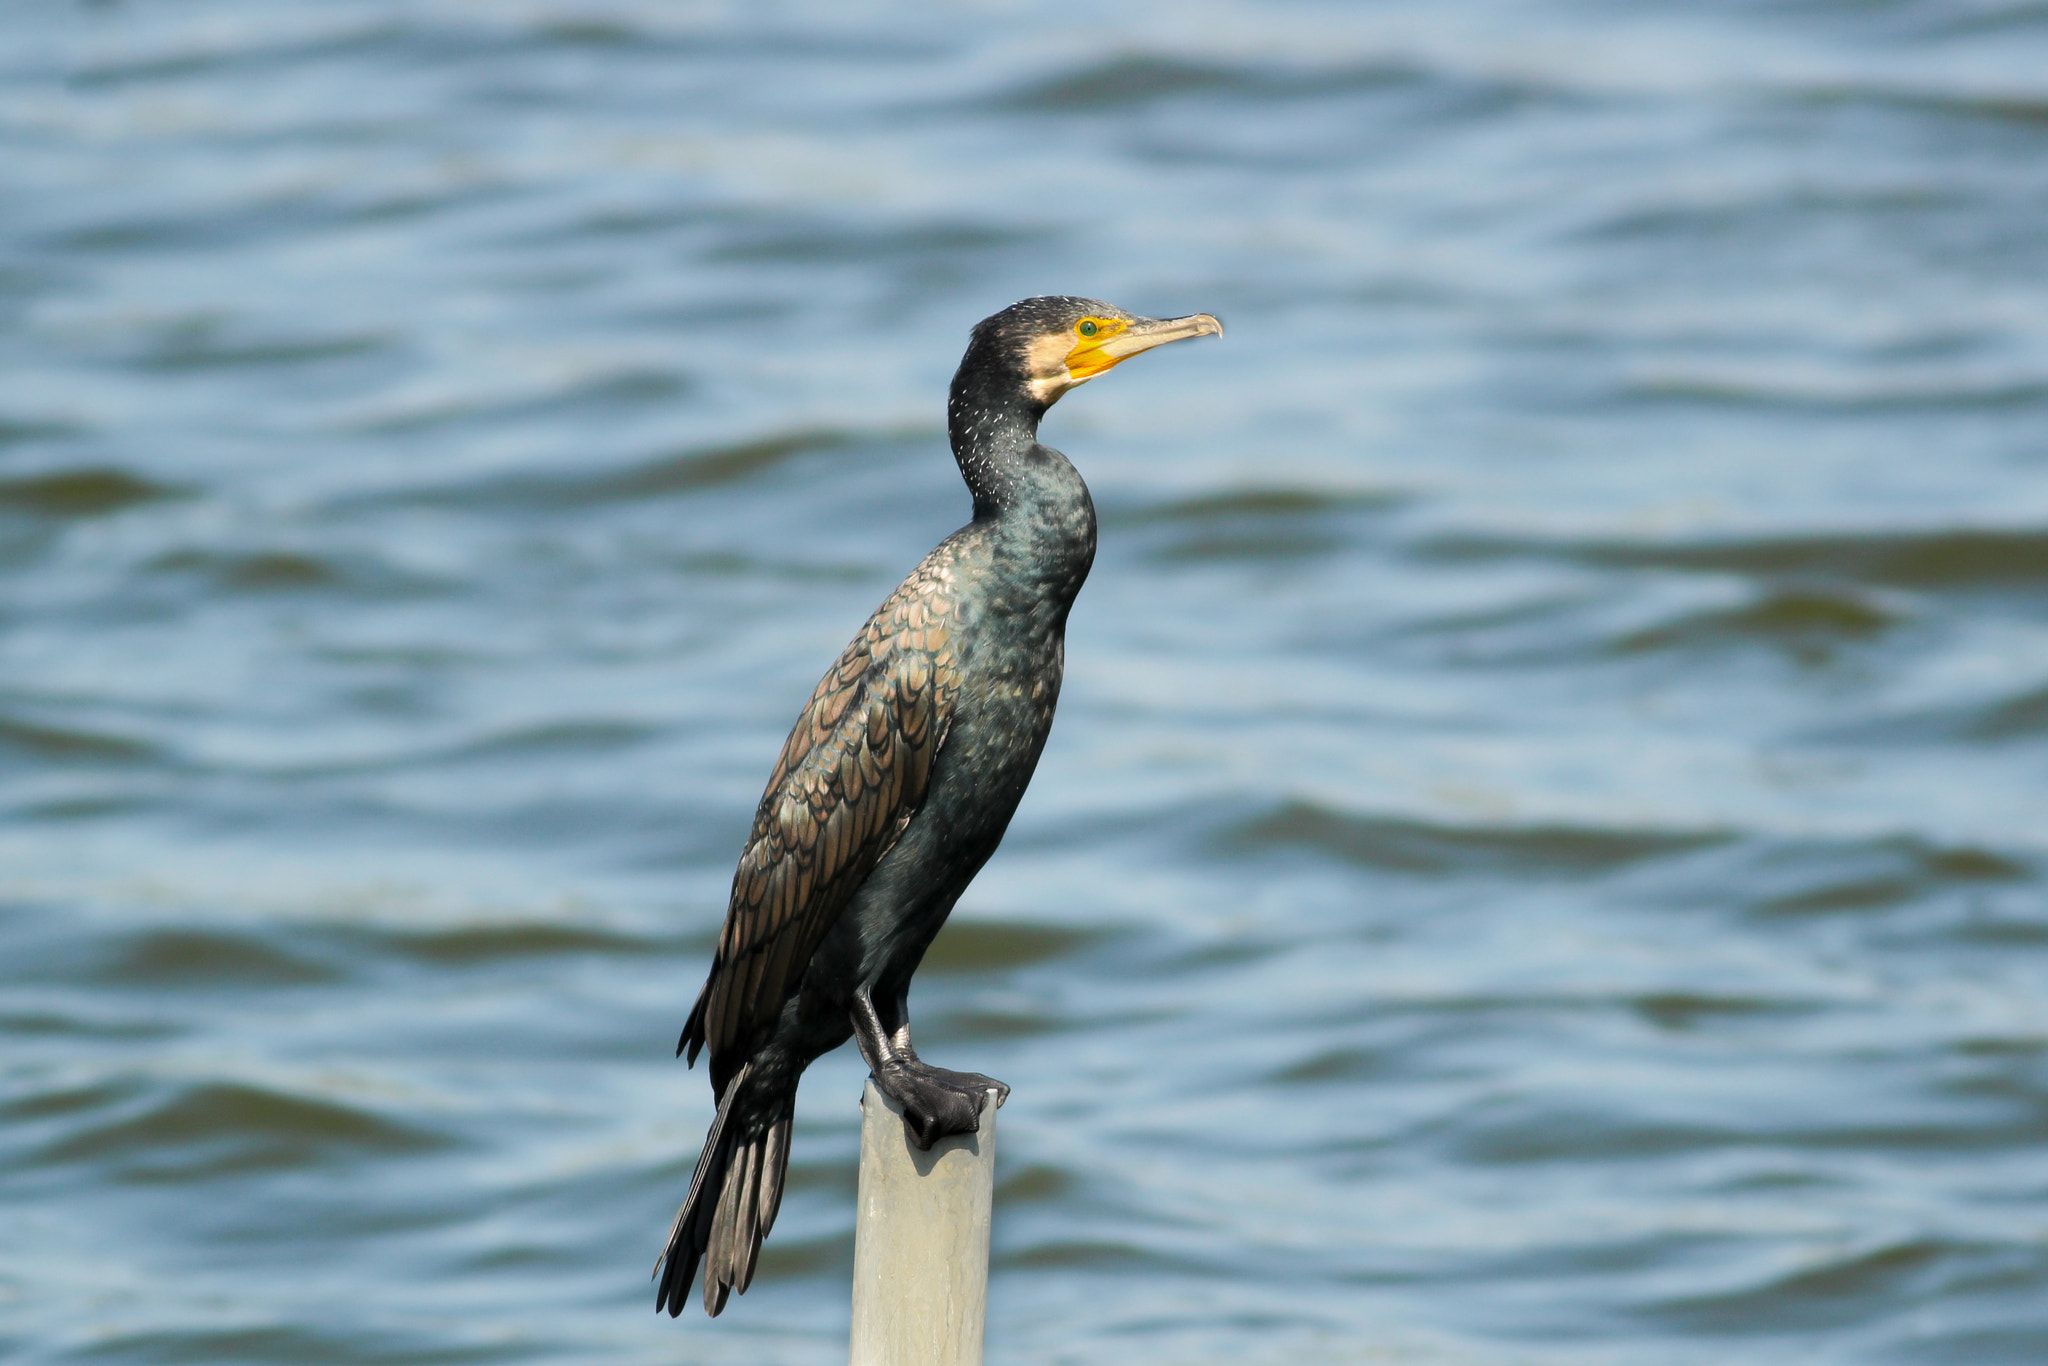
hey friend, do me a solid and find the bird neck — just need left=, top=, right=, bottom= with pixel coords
left=946, top=365, right=1051, bottom=517
left=945, top=366, right=1096, bottom=609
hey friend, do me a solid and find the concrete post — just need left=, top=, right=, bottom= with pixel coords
left=848, top=1080, right=998, bottom=1366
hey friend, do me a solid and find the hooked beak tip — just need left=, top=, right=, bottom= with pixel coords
left=1107, top=311, right=1224, bottom=358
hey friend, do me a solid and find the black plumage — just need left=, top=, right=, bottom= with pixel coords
left=656, top=296, right=1220, bottom=1317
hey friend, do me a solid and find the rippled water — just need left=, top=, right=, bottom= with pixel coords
left=7, top=2, right=2048, bottom=1362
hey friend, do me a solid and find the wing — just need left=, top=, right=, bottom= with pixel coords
left=682, top=551, right=964, bottom=1094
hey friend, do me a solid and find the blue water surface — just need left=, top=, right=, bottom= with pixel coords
left=5, top=2, right=2048, bottom=1362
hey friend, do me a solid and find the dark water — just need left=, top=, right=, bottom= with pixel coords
left=6, top=2, right=2048, bottom=1362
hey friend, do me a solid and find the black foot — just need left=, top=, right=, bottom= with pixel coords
left=874, top=1063, right=1008, bottom=1149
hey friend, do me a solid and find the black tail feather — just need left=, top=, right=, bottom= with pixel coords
left=654, top=1064, right=795, bottom=1318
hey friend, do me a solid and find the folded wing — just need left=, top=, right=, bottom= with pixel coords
left=681, top=558, right=962, bottom=1095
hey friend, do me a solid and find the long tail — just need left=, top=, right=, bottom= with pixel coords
left=654, top=1063, right=795, bottom=1317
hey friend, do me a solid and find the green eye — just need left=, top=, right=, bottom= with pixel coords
left=1078, top=320, right=1098, bottom=338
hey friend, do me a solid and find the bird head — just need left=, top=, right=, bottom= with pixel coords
left=962, top=296, right=1223, bottom=410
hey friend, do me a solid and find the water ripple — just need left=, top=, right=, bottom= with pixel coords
left=9, top=1, right=2048, bottom=1361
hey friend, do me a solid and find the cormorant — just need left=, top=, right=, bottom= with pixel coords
left=655, top=296, right=1221, bottom=1317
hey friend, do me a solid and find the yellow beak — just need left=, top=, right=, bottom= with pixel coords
left=1066, top=312, right=1224, bottom=381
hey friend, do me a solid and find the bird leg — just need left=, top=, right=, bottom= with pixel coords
left=850, top=988, right=1007, bottom=1149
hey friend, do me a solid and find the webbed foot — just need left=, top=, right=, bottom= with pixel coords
left=872, top=1063, right=1007, bottom=1149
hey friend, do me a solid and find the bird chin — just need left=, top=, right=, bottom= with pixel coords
left=1025, top=370, right=1087, bottom=407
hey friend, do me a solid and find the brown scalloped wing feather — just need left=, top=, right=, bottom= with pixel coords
left=684, top=551, right=963, bottom=1092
